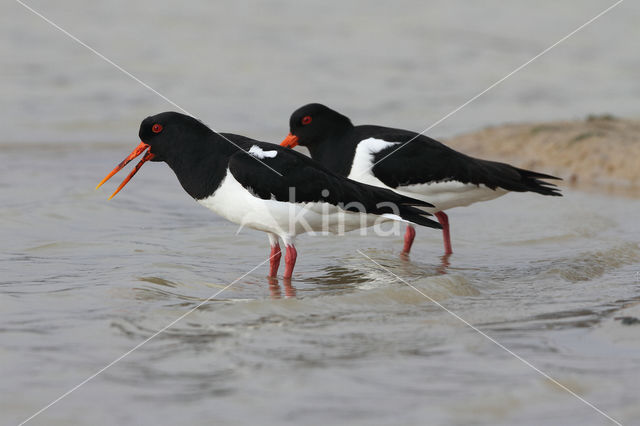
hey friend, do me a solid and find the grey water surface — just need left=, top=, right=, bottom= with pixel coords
left=2, top=1, right=640, bottom=425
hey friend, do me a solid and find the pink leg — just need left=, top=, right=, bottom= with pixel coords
left=268, top=243, right=282, bottom=277
left=402, top=225, right=416, bottom=254
left=283, top=245, right=297, bottom=279
left=435, top=211, right=452, bottom=255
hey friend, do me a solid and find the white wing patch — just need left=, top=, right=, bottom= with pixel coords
left=248, top=145, right=278, bottom=159
left=348, top=137, right=399, bottom=186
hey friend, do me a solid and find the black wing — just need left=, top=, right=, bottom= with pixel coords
left=357, top=126, right=561, bottom=197
left=227, top=141, right=442, bottom=229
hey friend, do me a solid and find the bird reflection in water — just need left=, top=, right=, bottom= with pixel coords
left=400, top=251, right=452, bottom=275
left=437, top=253, right=451, bottom=275
left=267, top=253, right=451, bottom=299
left=268, top=277, right=296, bottom=299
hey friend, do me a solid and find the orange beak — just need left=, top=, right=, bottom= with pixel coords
left=280, top=133, right=299, bottom=148
left=95, top=141, right=155, bottom=199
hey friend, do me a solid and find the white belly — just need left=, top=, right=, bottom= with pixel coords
left=393, top=181, right=507, bottom=211
left=197, top=170, right=400, bottom=239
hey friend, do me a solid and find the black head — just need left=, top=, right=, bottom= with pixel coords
left=96, top=111, right=212, bottom=199
left=138, top=111, right=211, bottom=163
left=281, top=103, right=352, bottom=148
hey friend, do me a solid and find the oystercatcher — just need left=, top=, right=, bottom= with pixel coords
left=281, top=103, right=562, bottom=255
left=96, top=112, right=442, bottom=279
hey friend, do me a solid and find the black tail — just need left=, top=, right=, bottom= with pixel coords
left=513, top=167, right=562, bottom=197
left=368, top=190, right=443, bottom=230
left=396, top=204, right=443, bottom=229
left=334, top=177, right=442, bottom=229
left=474, top=158, right=562, bottom=197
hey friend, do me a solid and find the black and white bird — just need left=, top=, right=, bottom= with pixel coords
left=96, top=112, right=442, bottom=279
left=281, top=103, right=562, bottom=255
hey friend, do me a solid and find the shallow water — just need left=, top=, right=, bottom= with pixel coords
left=1, top=145, right=640, bottom=425
left=2, top=0, right=640, bottom=145
left=3, top=0, right=640, bottom=425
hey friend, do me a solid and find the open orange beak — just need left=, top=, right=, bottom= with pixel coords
left=280, top=133, right=299, bottom=148
left=95, top=141, right=155, bottom=199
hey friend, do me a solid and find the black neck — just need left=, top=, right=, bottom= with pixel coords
left=164, top=134, right=241, bottom=200
left=307, top=126, right=357, bottom=177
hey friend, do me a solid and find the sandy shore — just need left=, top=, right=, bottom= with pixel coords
left=445, top=115, right=640, bottom=195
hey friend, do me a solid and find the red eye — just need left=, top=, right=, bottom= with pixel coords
left=152, top=124, right=163, bottom=133
left=301, top=116, right=312, bottom=125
